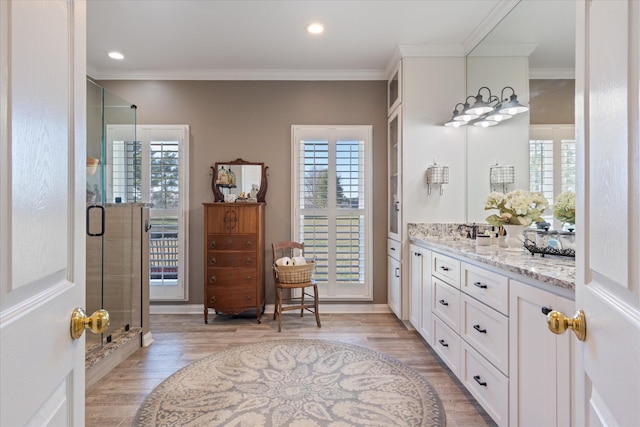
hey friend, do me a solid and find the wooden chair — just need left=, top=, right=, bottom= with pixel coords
left=271, top=241, right=321, bottom=332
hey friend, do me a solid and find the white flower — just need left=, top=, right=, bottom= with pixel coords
left=553, top=191, right=576, bottom=225
left=484, top=189, right=548, bottom=227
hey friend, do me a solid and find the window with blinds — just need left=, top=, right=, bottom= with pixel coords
left=292, top=126, right=372, bottom=300
left=107, top=125, right=190, bottom=301
left=529, top=125, right=576, bottom=227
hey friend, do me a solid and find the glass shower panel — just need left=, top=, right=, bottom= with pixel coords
left=86, top=80, right=139, bottom=355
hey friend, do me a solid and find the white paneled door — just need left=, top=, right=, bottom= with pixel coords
left=575, top=1, right=640, bottom=426
left=0, top=1, right=87, bottom=425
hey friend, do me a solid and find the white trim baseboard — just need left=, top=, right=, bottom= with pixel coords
left=150, top=303, right=391, bottom=315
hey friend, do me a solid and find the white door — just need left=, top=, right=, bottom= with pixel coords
left=574, top=1, right=640, bottom=425
left=0, top=1, right=87, bottom=425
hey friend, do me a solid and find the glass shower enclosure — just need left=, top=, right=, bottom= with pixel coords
left=86, top=80, right=144, bottom=362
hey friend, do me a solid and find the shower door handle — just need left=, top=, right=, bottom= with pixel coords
left=86, top=205, right=105, bottom=236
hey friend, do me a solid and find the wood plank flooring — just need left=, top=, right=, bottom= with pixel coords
left=86, top=312, right=496, bottom=426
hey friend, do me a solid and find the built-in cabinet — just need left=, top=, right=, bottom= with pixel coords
left=202, top=203, right=265, bottom=324
left=386, top=55, right=466, bottom=322
left=408, top=244, right=574, bottom=427
left=387, top=239, right=402, bottom=318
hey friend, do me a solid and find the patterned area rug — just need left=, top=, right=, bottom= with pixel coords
left=136, top=339, right=446, bottom=426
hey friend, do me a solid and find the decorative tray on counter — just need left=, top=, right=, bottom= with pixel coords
left=523, top=229, right=575, bottom=258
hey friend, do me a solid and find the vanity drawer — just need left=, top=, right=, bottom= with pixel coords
left=461, top=263, right=509, bottom=315
left=461, top=293, right=509, bottom=375
left=432, top=315, right=461, bottom=378
left=432, top=252, right=460, bottom=288
left=461, top=341, right=509, bottom=427
left=432, top=276, right=461, bottom=333
left=387, top=238, right=402, bottom=260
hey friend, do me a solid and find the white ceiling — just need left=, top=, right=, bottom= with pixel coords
left=87, top=0, right=575, bottom=81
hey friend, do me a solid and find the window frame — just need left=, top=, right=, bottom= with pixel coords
left=106, top=124, right=190, bottom=301
left=291, top=125, right=373, bottom=301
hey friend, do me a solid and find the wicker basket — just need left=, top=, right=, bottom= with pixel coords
left=274, top=261, right=315, bottom=284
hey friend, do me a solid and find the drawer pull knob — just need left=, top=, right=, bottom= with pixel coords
left=246, top=241, right=254, bottom=248
left=473, top=324, right=487, bottom=334
left=473, top=375, right=487, bottom=387
left=210, top=296, right=216, bottom=302
left=246, top=257, right=252, bottom=265
left=210, top=241, right=216, bottom=248
left=438, top=339, right=449, bottom=347
left=209, top=276, right=217, bottom=284
left=474, top=281, right=487, bottom=289
left=246, top=276, right=252, bottom=282
left=440, top=266, right=450, bottom=271
left=541, top=306, right=553, bottom=315
left=246, top=296, right=252, bottom=301
left=439, top=299, right=449, bottom=306
left=210, top=258, right=217, bottom=265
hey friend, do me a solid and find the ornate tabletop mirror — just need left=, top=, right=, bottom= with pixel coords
left=211, top=158, right=268, bottom=203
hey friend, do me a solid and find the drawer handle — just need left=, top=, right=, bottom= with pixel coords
left=415, top=253, right=422, bottom=257
left=474, top=281, right=488, bottom=289
left=390, top=247, right=396, bottom=251
left=245, top=276, right=252, bottom=282
left=438, top=299, right=449, bottom=306
left=438, top=339, right=448, bottom=347
left=246, top=241, right=254, bottom=248
left=246, top=257, right=253, bottom=265
left=210, top=296, right=216, bottom=302
left=209, top=258, right=217, bottom=265
left=210, top=241, right=217, bottom=249
left=473, top=375, right=487, bottom=387
left=541, top=306, right=553, bottom=315
left=209, top=276, right=217, bottom=284
left=473, top=324, right=487, bottom=334
left=440, top=266, right=450, bottom=271
left=395, top=268, right=400, bottom=278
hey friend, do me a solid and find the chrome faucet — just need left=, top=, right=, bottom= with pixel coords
left=457, top=223, right=478, bottom=239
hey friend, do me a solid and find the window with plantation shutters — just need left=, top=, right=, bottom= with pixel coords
left=529, top=125, right=576, bottom=228
left=107, top=125, right=190, bottom=301
left=292, top=126, right=373, bottom=300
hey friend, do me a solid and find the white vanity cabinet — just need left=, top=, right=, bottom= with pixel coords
left=509, top=279, right=573, bottom=427
left=409, top=244, right=432, bottom=344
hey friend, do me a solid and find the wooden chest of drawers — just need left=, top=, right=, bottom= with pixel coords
left=203, top=203, right=265, bottom=323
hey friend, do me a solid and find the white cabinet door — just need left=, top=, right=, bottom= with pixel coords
left=575, top=1, right=640, bottom=425
left=0, top=1, right=87, bottom=425
left=409, top=245, right=423, bottom=329
left=509, top=280, right=573, bottom=427
left=409, top=244, right=432, bottom=344
left=387, top=255, right=401, bottom=318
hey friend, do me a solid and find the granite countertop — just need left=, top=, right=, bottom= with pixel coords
left=409, top=232, right=576, bottom=294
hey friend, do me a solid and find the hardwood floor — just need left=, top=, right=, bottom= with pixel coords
left=86, top=312, right=496, bottom=426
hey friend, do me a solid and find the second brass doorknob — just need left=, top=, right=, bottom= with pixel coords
left=547, top=309, right=586, bottom=341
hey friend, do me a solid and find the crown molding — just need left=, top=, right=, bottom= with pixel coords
left=529, top=68, right=576, bottom=79
left=384, top=44, right=466, bottom=78
left=463, top=0, right=521, bottom=55
left=87, top=68, right=387, bottom=81
left=469, top=43, right=538, bottom=57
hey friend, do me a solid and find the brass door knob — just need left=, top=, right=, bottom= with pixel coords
left=70, top=308, right=110, bottom=340
left=547, top=309, right=586, bottom=341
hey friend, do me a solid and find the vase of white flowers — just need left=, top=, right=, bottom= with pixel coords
left=485, top=190, right=549, bottom=251
left=553, top=191, right=576, bottom=229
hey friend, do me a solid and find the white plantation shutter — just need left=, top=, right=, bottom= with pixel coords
left=292, top=126, right=372, bottom=300
left=529, top=125, right=576, bottom=227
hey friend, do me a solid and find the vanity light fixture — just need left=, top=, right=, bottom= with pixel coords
left=444, top=103, right=469, bottom=127
left=426, top=161, right=449, bottom=195
left=443, top=86, right=528, bottom=128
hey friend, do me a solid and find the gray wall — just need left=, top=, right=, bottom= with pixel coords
left=530, top=79, right=575, bottom=125
left=97, top=80, right=388, bottom=306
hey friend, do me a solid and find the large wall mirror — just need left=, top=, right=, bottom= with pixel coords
left=466, top=1, right=576, bottom=224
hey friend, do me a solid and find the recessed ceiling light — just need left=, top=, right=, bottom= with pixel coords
left=307, top=23, right=324, bottom=35
left=108, top=51, right=124, bottom=60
